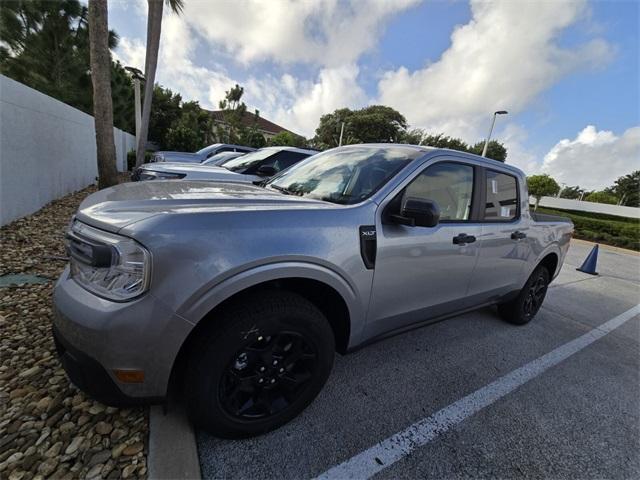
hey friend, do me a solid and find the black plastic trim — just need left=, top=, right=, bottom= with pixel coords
left=359, top=225, right=377, bottom=269
left=52, top=326, right=163, bottom=407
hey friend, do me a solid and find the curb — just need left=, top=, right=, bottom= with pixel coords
left=148, top=402, right=201, bottom=479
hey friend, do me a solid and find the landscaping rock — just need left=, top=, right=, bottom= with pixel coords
left=0, top=183, right=148, bottom=479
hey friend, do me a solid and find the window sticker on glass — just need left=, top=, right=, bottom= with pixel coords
left=500, top=206, right=511, bottom=218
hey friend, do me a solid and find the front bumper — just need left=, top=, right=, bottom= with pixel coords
left=52, top=325, right=158, bottom=406
left=52, top=266, right=193, bottom=404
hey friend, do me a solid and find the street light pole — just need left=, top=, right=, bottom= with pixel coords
left=338, top=122, right=345, bottom=147
left=481, top=110, right=508, bottom=157
left=124, top=66, right=144, bottom=148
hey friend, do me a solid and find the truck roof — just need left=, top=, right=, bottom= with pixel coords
left=337, top=143, right=526, bottom=178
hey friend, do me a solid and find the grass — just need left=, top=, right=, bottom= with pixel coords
left=534, top=206, right=640, bottom=251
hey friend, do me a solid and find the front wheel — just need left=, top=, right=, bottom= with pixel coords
left=498, top=265, right=550, bottom=325
left=185, top=290, right=335, bottom=438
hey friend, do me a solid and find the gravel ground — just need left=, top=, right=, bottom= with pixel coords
left=0, top=181, right=149, bottom=480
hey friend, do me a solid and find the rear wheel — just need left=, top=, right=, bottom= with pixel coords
left=185, top=290, right=335, bottom=438
left=498, top=266, right=550, bottom=325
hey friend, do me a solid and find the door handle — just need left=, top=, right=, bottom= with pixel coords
left=453, top=233, right=476, bottom=245
left=511, top=231, right=527, bottom=240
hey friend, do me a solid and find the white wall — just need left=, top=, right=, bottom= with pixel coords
left=0, top=75, right=135, bottom=225
left=530, top=195, right=640, bottom=219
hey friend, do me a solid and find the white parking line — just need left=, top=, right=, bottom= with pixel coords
left=315, top=305, right=640, bottom=480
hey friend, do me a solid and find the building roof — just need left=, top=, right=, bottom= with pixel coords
left=208, top=110, right=296, bottom=136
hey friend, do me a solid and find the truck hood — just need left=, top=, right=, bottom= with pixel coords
left=76, top=180, right=330, bottom=232
left=141, top=163, right=256, bottom=182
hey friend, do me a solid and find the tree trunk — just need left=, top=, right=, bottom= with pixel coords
left=136, top=0, right=164, bottom=167
left=88, top=0, right=118, bottom=189
left=534, top=197, right=540, bottom=211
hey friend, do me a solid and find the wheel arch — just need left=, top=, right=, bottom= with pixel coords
left=168, top=264, right=360, bottom=396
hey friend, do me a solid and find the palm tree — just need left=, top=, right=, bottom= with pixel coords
left=87, top=0, right=118, bottom=188
left=135, top=0, right=183, bottom=167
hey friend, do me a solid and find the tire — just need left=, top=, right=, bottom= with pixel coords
left=498, top=265, right=550, bottom=325
left=185, top=290, right=335, bottom=438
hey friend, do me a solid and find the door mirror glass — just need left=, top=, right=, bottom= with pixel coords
left=400, top=197, right=440, bottom=227
left=256, top=165, right=277, bottom=177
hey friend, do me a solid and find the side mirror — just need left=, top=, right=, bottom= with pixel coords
left=398, top=197, right=440, bottom=227
left=256, top=165, right=277, bottom=177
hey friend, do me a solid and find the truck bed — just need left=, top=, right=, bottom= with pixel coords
left=531, top=211, right=572, bottom=223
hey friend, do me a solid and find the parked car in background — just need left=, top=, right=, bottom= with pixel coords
left=133, top=146, right=316, bottom=183
left=152, top=143, right=255, bottom=163
left=201, top=151, right=246, bottom=166
left=54, top=144, right=573, bottom=439
left=131, top=151, right=247, bottom=181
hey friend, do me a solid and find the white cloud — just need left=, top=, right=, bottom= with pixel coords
left=113, top=0, right=617, bottom=143
left=115, top=11, right=366, bottom=136
left=542, top=125, right=640, bottom=190
left=181, top=0, right=419, bottom=67
left=499, top=124, right=541, bottom=175
left=377, top=0, right=613, bottom=140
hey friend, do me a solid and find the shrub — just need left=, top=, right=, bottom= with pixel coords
left=536, top=206, right=640, bottom=251
left=127, top=150, right=153, bottom=171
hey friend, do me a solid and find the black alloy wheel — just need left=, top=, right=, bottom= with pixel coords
left=219, top=331, right=318, bottom=419
left=185, top=290, right=335, bottom=438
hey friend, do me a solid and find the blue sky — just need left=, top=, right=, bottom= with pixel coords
left=110, top=0, right=639, bottom=190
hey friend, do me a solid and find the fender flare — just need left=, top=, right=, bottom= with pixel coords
left=177, top=261, right=364, bottom=333
left=530, top=242, right=562, bottom=278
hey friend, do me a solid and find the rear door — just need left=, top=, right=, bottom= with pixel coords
left=467, top=168, right=531, bottom=299
left=366, top=159, right=483, bottom=338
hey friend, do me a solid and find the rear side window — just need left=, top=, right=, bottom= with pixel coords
left=485, top=170, right=518, bottom=221
left=405, top=162, right=474, bottom=221
left=262, top=151, right=308, bottom=172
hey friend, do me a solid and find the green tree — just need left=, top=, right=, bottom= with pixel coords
left=527, top=174, right=560, bottom=210
left=111, top=61, right=134, bottom=133
left=314, top=105, right=408, bottom=149
left=585, top=191, right=618, bottom=205
left=559, top=185, right=583, bottom=200
left=606, top=171, right=640, bottom=207
left=420, top=133, right=469, bottom=152
left=268, top=131, right=308, bottom=148
left=216, top=84, right=248, bottom=143
left=399, top=129, right=507, bottom=161
left=0, top=1, right=135, bottom=133
left=469, top=140, right=507, bottom=162
left=165, top=100, right=211, bottom=151
left=147, top=86, right=182, bottom=149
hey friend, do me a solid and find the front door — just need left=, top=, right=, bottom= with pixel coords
left=367, top=160, right=482, bottom=338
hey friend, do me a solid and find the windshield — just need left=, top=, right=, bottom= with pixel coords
left=202, top=151, right=244, bottom=165
left=222, top=148, right=279, bottom=172
left=196, top=144, right=222, bottom=155
left=267, top=146, right=418, bottom=204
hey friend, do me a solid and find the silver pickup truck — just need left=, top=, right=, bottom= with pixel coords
left=53, top=144, right=573, bottom=438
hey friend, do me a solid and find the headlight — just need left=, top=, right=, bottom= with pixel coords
left=138, top=170, right=186, bottom=181
left=66, top=221, right=151, bottom=301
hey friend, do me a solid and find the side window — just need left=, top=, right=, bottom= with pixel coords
left=260, top=151, right=307, bottom=172
left=485, top=170, right=518, bottom=221
left=405, top=162, right=474, bottom=221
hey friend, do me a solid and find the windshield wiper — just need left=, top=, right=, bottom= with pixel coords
left=269, top=184, right=293, bottom=195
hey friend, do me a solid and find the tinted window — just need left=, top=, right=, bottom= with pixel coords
left=222, top=148, right=279, bottom=172
left=268, top=146, right=417, bottom=205
left=405, top=162, right=474, bottom=221
left=259, top=151, right=309, bottom=173
left=485, top=170, right=518, bottom=221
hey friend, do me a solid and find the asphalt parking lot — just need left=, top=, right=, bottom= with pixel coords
left=197, top=241, right=640, bottom=479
